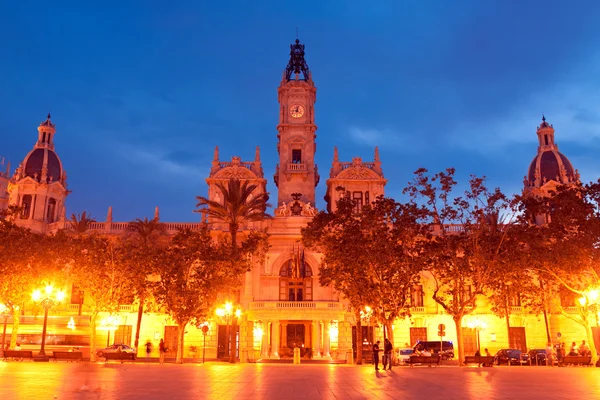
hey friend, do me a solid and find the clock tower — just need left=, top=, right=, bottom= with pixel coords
left=273, top=39, right=319, bottom=209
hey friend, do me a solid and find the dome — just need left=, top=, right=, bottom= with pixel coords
left=527, top=150, right=575, bottom=184
left=23, top=148, right=62, bottom=182
left=524, top=116, right=578, bottom=188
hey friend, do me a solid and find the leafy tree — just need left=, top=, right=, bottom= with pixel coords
left=405, top=168, right=512, bottom=365
left=525, top=182, right=600, bottom=363
left=66, top=235, right=135, bottom=361
left=68, top=211, right=96, bottom=236
left=127, top=217, right=165, bottom=350
left=302, top=196, right=428, bottom=363
left=149, top=228, right=234, bottom=364
left=195, top=178, right=271, bottom=363
left=0, top=220, right=46, bottom=348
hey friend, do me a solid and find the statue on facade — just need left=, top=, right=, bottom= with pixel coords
left=276, top=202, right=290, bottom=217
left=303, top=202, right=316, bottom=216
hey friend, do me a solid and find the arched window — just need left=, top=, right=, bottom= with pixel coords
left=47, top=198, right=57, bottom=223
left=279, top=259, right=313, bottom=301
left=21, top=195, right=32, bottom=219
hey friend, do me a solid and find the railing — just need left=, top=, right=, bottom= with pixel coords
left=67, top=304, right=80, bottom=312
left=287, top=163, right=307, bottom=171
left=411, top=307, right=426, bottom=313
left=118, top=305, right=134, bottom=312
left=249, top=301, right=343, bottom=310
left=564, top=306, right=579, bottom=313
left=340, top=162, right=375, bottom=170
left=219, top=161, right=254, bottom=170
left=510, top=306, right=523, bottom=313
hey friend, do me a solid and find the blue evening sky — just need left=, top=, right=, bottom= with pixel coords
left=1, top=1, right=600, bottom=222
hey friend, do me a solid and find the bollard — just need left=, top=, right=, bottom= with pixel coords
left=293, top=347, right=301, bottom=364
left=347, top=349, right=354, bottom=365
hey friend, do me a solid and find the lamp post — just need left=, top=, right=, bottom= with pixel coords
left=359, top=306, right=372, bottom=344
left=0, top=303, right=10, bottom=357
left=32, top=285, right=65, bottom=360
left=216, top=302, right=241, bottom=361
left=467, top=318, right=487, bottom=352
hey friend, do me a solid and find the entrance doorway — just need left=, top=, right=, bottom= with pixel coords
left=164, top=326, right=178, bottom=358
left=217, top=324, right=239, bottom=359
left=352, top=326, right=375, bottom=363
left=509, top=327, right=527, bottom=352
left=280, top=321, right=311, bottom=358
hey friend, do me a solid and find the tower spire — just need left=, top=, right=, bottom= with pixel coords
left=284, top=38, right=310, bottom=81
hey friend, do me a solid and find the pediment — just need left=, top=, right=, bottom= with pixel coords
left=337, top=167, right=382, bottom=180
left=213, top=166, right=258, bottom=180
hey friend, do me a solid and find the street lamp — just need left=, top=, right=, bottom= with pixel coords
left=467, top=318, right=487, bottom=352
left=32, top=285, right=65, bottom=359
left=0, top=303, right=10, bottom=356
left=359, top=306, right=373, bottom=344
left=216, top=301, right=241, bottom=361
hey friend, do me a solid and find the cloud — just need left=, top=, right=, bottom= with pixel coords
left=348, top=125, right=419, bottom=149
left=115, top=144, right=207, bottom=184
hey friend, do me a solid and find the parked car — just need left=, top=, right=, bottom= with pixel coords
left=396, top=348, right=415, bottom=365
left=528, top=349, right=554, bottom=366
left=96, top=343, right=137, bottom=358
left=494, top=349, right=529, bottom=365
left=413, top=340, right=454, bottom=360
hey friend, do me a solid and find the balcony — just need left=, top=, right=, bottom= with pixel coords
left=287, top=163, right=307, bottom=172
left=249, top=301, right=343, bottom=310
left=411, top=307, right=426, bottom=313
left=118, top=304, right=134, bottom=312
left=510, top=306, right=523, bottom=313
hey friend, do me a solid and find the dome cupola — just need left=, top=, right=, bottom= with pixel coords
left=524, top=116, right=579, bottom=190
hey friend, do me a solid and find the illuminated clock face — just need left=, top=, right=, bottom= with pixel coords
left=290, top=105, right=305, bottom=118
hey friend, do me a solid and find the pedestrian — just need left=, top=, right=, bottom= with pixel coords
left=372, top=341, right=381, bottom=371
left=159, top=338, right=167, bottom=364
left=579, top=340, right=590, bottom=356
left=145, top=340, right=153, bottom=362
left=383, top=338, right=393, bottom=371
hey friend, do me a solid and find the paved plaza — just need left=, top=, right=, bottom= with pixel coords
left=0, top=362, right=599, bottom=400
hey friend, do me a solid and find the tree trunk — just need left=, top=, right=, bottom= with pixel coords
left=453, top=316, right=464, bottom=366
left=134, top=302, right=143, bottom=349
left=356, top=317, right=363, bottom=365
left=229, top=316, right=238, bottom=363
left=89, top=311, right=98, bottom=362
left=584, top=322, right=598, bottom=365
left=177, top=323, right=186, bottom=364
left=9, top=309, right=20, bottom=349
left=504, top=294, right=512, bottom=348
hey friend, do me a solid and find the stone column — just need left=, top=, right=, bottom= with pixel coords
left=272, top=321, right=280, bottom=358
left=282, top=323, right=288, bottom=355
left=243, top=270, right=253, bottom=304
left=311, top=321, right=319, bottom=358
left=304, top=322, right=311, bottom=352
left=324, top=320, right=331, bottom=358
left=261, top=320, right=270, bottom=358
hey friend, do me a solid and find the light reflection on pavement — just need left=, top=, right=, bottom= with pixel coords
left=0, top=362, right=599, bottom=400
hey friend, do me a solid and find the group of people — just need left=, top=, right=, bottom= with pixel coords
left=372, top=338, right=394, bottom=371
left=546, top=340, right=592, bottom=366
left=144, top=338, right=168, bottom=364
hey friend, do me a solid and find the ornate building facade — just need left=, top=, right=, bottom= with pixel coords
left=1, top=40, right=596, bottom=362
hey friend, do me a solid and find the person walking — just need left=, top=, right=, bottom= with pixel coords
left=145, top=341, right=153, bottom=362
left=159, top=339, right=166, bottom=364
left=373, top=341, right=381, bottom=371
left=545, top=342, right=554, bottom=367
left=383, top=338, right=393, bottom=371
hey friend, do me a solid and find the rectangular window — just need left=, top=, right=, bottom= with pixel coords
left=70, top=285, right=83, bottom=305
left=508, top=291, right=521, bottom=307
left=412, top=285, right=424, bottom=307
left=461, top=285, right=472, bottom=303
left=353, top=192, right=363, bottom=213
left=114, top=325, right=133, bottom=346
left=365, top=191, right=370, bottom=205
left=292, top=149, right=302, bottom=164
